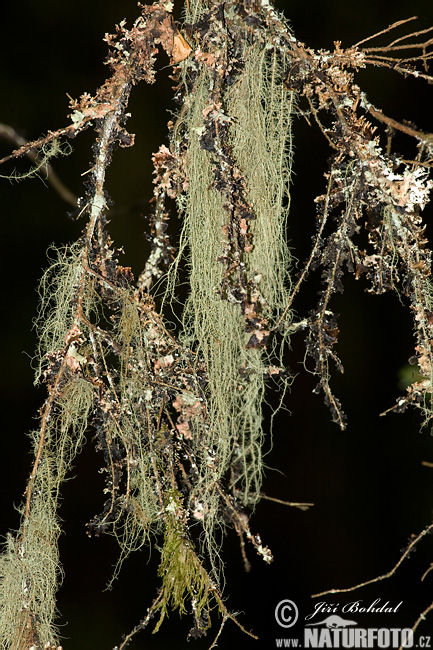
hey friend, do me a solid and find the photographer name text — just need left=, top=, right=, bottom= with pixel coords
left=306, top=599, right=403, bottom=621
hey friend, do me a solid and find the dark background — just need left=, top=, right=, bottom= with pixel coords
left=2, top=0, right=433, bottom=647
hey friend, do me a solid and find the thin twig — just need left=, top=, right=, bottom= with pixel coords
left=312, top=523, right=433, bottom=597
left=368, top=106, right=433, bottom=147
left=0, top=123, right=78, bottom=205
left=353, top=17, right=418, bottom=48
left=273, top=167, right=336, bottom=331
left=400, top=603, right=433, bottom=650
left=388, top=24, right=433, bottom=48
left=258, top=494, right=314, bottom=510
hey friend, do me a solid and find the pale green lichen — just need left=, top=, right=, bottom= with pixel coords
left=0, top=377, right=93, bottom=648
left=0, top=138, right=71, bottom=183
left=33, top=243, right=97, bottom=384
left=166, top=25, right=294, bottom=578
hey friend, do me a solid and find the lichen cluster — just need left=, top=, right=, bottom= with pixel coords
left=1, top=0, right=433, bottom=647
left=167, top=3, right=294, bottom=515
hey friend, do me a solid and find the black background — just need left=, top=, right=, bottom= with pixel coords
left=2, top=0, right=433, bottom=647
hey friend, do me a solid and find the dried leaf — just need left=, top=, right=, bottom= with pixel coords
left=172, top=31, right=192, bottom=64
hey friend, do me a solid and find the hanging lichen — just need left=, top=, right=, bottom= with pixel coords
left=167, top=2, right=294, bottom=522
left=0, top=375, right=94, bottom=648
left=1, top=0, right=433, bottom=646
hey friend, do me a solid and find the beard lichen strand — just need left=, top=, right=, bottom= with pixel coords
left=103, top=296, right=164, bottom=582
left=224, top=41, right=294, bottom=497
left=33, top=243, right=86, bottom=385
left=170, top=20, right=293, bottom=527
left=0, top=376, right=94, bottom=649
left=1, top=484, right=61, bottom=649
left=0, top=93, right=128, bottom=647
left=226, top=44, right=294, bottom=327
left=177, top=66, right=257, bottom=512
